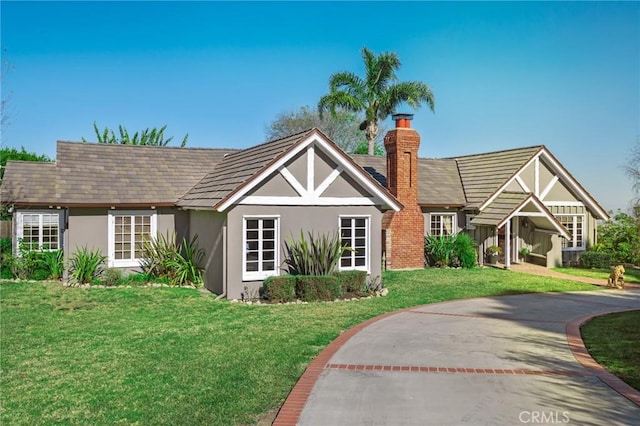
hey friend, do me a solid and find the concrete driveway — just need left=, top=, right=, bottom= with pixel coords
left=274, top=289, right=640, bottom=426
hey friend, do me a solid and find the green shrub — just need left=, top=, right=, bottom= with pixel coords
left=68, top=247, right=106, bottom=285
left=140, top=232, right=180, bottom=279
left=30, top=268, right=50, bottom=281
left=452, top=233, right=477, bottom=268
left=425, top=233, right=477, bottom=268
left=141, top=233, right=205, bottom=287
left=579, top=251, right=612, bottom=269
left=11, top=240, right=40, bottom=279
left=37, top=249, right=64, bottom=280
left=295, top=275, right=342, bottom=302
left=262, top=275, right=297, bottom=302
left=166, top=235, right=205, bottom=287
left=0, top=238, right=12, bottom=254
left=283, top=230, right=351, bottom=276
left=334, top=270, right=367, bottom=293
left=102, top=268, right=124, bottom=286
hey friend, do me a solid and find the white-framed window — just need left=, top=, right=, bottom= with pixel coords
left=243, top=216, right=279, bottom=281
left=16, top=212, right=60, bottom=251
left=429, top=213, right=456, bottom=237
left=557, top=214, right=585, bottom=250
left=339, top=216, right=370, bottom=272
left=108, top=210, right=157, bottom=268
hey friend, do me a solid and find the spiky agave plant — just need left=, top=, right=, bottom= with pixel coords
left=283, top=230, right=352, bottom=276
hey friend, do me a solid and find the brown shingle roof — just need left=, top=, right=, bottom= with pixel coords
left=178, top=129, right=313, bottom=208
left=351, top=155, right=467, bottom=206
left=56, top=142, right=237, bottom=205
left=470, top=192, right=531, bottom=226
left=1, top=161, right=57, bottom=205
left=451, top=146, right=542, bottom=208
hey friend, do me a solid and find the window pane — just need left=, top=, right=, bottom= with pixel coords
left=263, top=219, right=275, bottom=229
left=246, top=220, right=258, bottom=230
left=263, top=261, right=275, bottom=271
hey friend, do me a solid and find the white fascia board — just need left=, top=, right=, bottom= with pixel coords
left=310, top=134, right=401, bottom=211
left=537, top=150, right=609, bottom=220
left=239, top=196, right=377, bottom=206
left=216, top=130, right=401, bottom=212
left=496, top=195, right=570, bottom=239
left=215, top=134, right=316, bottom=212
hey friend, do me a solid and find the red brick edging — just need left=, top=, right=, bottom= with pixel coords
left=566, top=308, right=640, bottom=407
left=272, top=309, right=410, bottom=426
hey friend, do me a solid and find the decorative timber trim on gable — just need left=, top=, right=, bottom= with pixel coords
left=478, top=146, right=609, bottom=221
left=214, top=129, right=402, bottom=213
left=472, top=192, right=571, bottom=239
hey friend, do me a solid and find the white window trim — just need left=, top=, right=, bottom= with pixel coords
left=556, top=214, right=585, bottom=251
left=242, top=215, right=280, bottom=281
left=338, top=215, right=371, bottom=273
left=107, top=210, right=157, bottom=268
left=429, top=213, right=457, bottom=236
left=15, top=212, right=60, bottom=252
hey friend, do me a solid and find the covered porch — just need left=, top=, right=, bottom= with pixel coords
left=471, top=192, right=571, bottom=268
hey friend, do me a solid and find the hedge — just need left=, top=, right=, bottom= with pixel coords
left=295, top=275, right=343, bottom=302
left=262, top=275, right=297, bottom=303
left=579, top=251, right=613, bottom=269
left=333, top=270, right=367, bottom=293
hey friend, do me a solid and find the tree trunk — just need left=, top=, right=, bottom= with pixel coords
left=365, top=120, right=379, bottom=155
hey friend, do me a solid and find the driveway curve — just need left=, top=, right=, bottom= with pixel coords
left=274, top=289, right=640, bottom=426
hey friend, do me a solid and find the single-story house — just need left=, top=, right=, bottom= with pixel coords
left=1, top=114, right=609, bottom=298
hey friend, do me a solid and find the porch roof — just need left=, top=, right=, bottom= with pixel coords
left=471, top=191, right=570, bottom=239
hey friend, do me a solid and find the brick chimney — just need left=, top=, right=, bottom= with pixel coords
left=383, top=113, right=425, bottom=269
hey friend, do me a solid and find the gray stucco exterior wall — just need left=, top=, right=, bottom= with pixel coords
left=66, top=207, right=187, bottom=275
left=223, top=205, right=384, bottom=300
left=189, top=210, right=226, bottom=295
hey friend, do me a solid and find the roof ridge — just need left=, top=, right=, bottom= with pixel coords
left=444, top=145, right=544, bottom=160
left=56, top=140, right=241, bottom=152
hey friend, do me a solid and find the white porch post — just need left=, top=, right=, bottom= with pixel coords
left=505, top=219, right=511, bottom=269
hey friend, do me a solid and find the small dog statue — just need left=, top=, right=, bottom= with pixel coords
left=607, top=265, right=625, bottom=289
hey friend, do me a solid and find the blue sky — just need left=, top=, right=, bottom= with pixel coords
left=1, top=1, right=638, bottom=212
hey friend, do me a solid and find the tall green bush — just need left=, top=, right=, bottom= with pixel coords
left=37, top=249, right=64, bottom=280
left=283, top=230, right=351, bottom=276
left=68, top=247, right=106, bottom=284
left=425, top=233, right=477, bottom=268
left=593, top=210, right=640, bottom=266
left=140, top=232, right=205, bottom=287
left=166, top=235, right=205, bottom=287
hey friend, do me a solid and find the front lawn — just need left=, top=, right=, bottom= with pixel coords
left=581, top=310, right=640, bottom=390
left=554, top=267, right=640, bottom=284
left=1, top=268, right=597, bottom=425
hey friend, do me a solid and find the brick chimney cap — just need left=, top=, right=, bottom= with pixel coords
left=392, top=113, right=414, bottom=129
left=391, top=113, right=414, bottom=120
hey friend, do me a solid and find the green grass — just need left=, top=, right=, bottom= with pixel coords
left=553, top=267, right=640, bottom=284
left=1, top=268, right=598, bottom=425
left=581, top=311, right=640, bottom=390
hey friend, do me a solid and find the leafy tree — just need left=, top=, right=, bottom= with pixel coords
left=265, top=106, right=385, bottom=155
left=82, top=122, right=188, bottom=147
left=0, top=146, right=51, bottom=180
left=318, top=46, right=435, bottom=155
left=594, top=210, right=640, bottom=266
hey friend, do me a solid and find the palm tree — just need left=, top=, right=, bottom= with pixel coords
left=318, top=47, right=435, bottom=155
